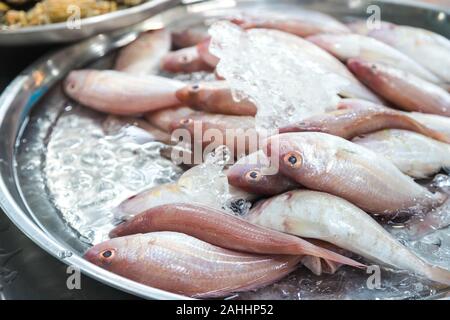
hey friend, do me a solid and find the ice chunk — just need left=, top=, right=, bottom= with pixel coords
left=209, top=21, right=349, bottom=132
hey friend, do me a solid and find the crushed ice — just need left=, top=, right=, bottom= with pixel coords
left=209, top=21, right=348, bottom=132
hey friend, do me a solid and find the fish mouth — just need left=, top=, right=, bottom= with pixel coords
left=83, top=247, right=100, bottom=265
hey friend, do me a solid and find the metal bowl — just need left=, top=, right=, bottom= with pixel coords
left=0, top=0, right=449, bottom=300
left=0, top=0, right=180, bottom=46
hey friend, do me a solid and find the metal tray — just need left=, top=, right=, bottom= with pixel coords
left=0, top=0, right=180, bottom=46
left=0, top=0, right=450, bottom=300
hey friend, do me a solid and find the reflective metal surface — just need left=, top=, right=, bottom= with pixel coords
left=0, top=0, right=449, bottom=300
left=0, top=0, right=180, bottom=46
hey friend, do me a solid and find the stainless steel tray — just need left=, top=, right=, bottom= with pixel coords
left=0, top=0, right=450, bottom=300
left=0, top=0, right=180, bottom=46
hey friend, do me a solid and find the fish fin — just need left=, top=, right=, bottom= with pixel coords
left=301, top=241, right=366, bottom=270
left=302, top=256, right=323, bottom=275
left=321, top=259, right=342, bottom=274
left=426, top=265, right=450, bottom=286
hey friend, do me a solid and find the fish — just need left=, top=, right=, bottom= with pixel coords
left=338, top=98, right=450, bottom=138
left=264, top=132, right=446, bottom=214
left=307, top=33, right=440, bottom=83
left=175, top=81, right=257, bottom=116
left=252, top=30, right=382, bottom=103
left=84, top=231, right=301, bottom=298
left=196, top=38, right=219, bottom=68
left=171, top=26, right=210, bottom=49
left=114, top=29, right=171, bottom=75
left=353, top=129, right=450, bottom=179
left=279, top=106, right=450, bottom=143
left=109, top=203, right=365, bottom=269
left=160, top=46, right=214, bottom=73
left=348, top=20, right=450, bottom=85
left=230, top=10, right=350, bottom=37
left=227, top=150, right=299, bottom=196
left=114, top=160, right=254, bottom=220
left=64, top=70, right=184, bottom=115
left=144, top=106, right=196, bottom=133
left=102, top=115, right=172, bottom=144
left=347, top=58, right=450, bottom=116
left=170, top=112, right=257, bottom=158
left=246, top=190, right=450, bottom=285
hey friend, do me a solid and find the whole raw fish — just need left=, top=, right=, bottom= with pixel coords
left=354, top=129, right=450, bottom=179
left=109, top=203, right=365, bottom=269
left=64, top=70, right=184, bottom=115
left=348, top=20, right=450, bottom=84
left=175, top=81, right=257, bottom=116
left=227, top=150, right=298, bottom=196
left=347, top=58, right=450, bottom=116
left=246, top=190, right=450, bottom=285
left=231, top=10, right=350, bottom=37
left=84, top=232, right=301, bottom=298
left=338, top=98, right=450, bottom=139
left=145, top=106, right=196, bottom=132
left=337, top=98, right=450, bottom=140
left=307, top=33, right=439, bottom=83
left=264, top=132, right=446, bottom=214
left=114, top=160, right=254, bottom=220
left=160, top=46, right=214, bottom=73
left=279, top=106, right=450, bottom=143
left=115, top=29, right=171, bottom=75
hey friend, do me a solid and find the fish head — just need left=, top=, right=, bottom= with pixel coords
left=175, top=83, right=203, bottom=105
left=265, top=134, right=305, bottom=179
left=346, top=58, right=379, bottom=87
left=227, top=162, right=266, bottom=194
left=169, top=116, right=196, bottom=134
left=83, top=237, right=129, bottom=271
left=64, top=70, right=88, bottom=99
left=161, top=47, right=198, bottom=73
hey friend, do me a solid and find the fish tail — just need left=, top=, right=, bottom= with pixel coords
left=425, top=265, right=450, bottom=286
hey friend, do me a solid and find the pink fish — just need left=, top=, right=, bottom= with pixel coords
left=85, top=232, right=301, bottom=298
left=347, top=58, right=450, bottom=116
left=279, top=106, right=450, bottom=143
left=64, top=70, right=184, bottom=115
left=264, top=132, right=446, bottom=214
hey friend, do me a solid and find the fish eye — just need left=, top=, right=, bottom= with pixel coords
left=67, top=81, right=76, bottom=91
left=180, top=55, right=190, bottom=63
left=100, top=249, right=115, bottom=261
left=180, top=118, right=193, bottom=125
left=245, top=170, right=262, bottom=182
left=190, top=84, right=200, bottom=91
left=283, top=151, right=302, bottom=169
